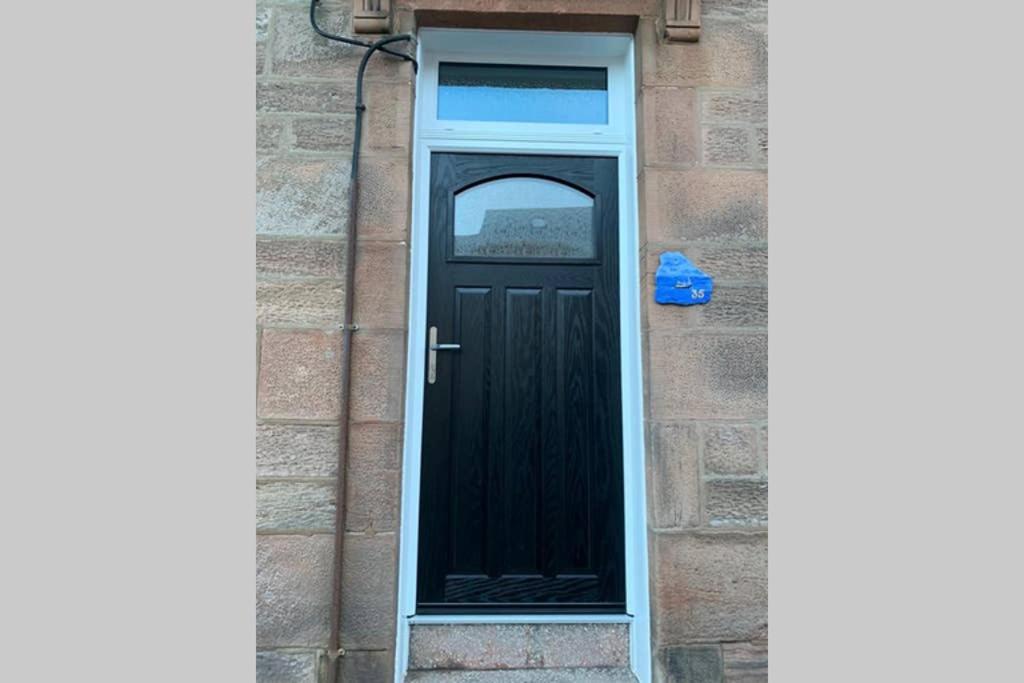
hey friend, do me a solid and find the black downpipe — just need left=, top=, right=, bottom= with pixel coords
left=308, top=3, right=416, bottom=683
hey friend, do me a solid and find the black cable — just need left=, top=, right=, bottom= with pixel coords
left=309, top=0, right=417, bottom=70
left=351, top=33, right=413, bottom=177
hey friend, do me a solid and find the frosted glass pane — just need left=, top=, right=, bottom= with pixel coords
left=438, top=63, right=608, bottom=124
left=453, top=177, right=595, bottom=258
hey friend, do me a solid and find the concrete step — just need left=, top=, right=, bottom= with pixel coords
left=406, top=668, right=637, bottom=682
left=408, top=623, right=631, bottom=672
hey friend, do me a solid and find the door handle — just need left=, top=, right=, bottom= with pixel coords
left=428, top=326, right=460, bottom=384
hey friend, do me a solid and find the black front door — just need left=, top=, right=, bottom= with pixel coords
left=417, top=153, right=624, bottom=613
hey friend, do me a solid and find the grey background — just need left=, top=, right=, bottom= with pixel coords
left=1, top=1, right=1022, bottom=682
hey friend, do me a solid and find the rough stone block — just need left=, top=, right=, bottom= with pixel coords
left=357, top=156, right=411, bottom=240
left=292, top=117, right=355, bottom=152
left=701, top=90, right=767, bottom=124
left=257, top=81, right=353, bottom=115
left=652, top=245, right=766, bottom=283
left=754, top=127, right=768, bottom=165
left=703, top=126, right=752, bottom=165
left=705, top=479, right=767, bottom=527
left=647, top=422, right=701, bottom=529
left=531, top=623, right=630, bottom=668
left=256, top=424, right=338, bottom=478
left=256, top=7, right=270, bottom=75
left=256, top=535, right=333, bottom=647
left=642, top=87, right=698, bottom=165
left=644, top=20, right=767, bottom=88
left=647, top=333, right=767, bottom=420
left=644, top=283, right=767, bottom=330
left=256, top=650, right=317, bottom=683
left=758, top=424, right=768, bottom=472
left=257, top=329, right=342, bottom=420
left=271, top=5, right=407, bottom=82
left=703, top=424, right=760, bottom=475
left=257, top=238, right=344, bottom=279
left=410, top=624, right=532, bottom=670
left=643, top=168, right=767, bottom=243
left=271, top=4, right=352, bottom=79
left=409, top=623, right=629, bottom=671
left=342, top=650, right=392, bottom=683
left=340, top=532, right=398, bottom=650
left=364, top=80, right=413, bottom=152
left=703, top=286, right=767, bottom=327
left=637, top=171, right=651, bottom=244
left=257, top=481, right=335, bottom=532
left=257, top=279, right=345, bottom=325
left=703, top=0, right=768, bottom=22
left=258, top=120, right=284, bottom=152
left=723, top=641, right=768, bottom=682
left=635, top=16, right=658, bottom=93
left=656, top=645, right=723, bottom=683
left=652, top=531, right=767, bottom=643
left=349, top=330, right=406, bottom=422
left=256, top=156, right=350, bottom=235
left=346, top=422, right=401, bottom=531
left=354, top=241, right=409, bottom=329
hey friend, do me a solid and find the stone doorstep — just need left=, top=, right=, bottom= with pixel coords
left=408, top=623, right=631, bottom=672
left=405, top=669, right=637, bottom=682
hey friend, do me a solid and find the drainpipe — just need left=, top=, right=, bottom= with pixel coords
left=307, top=3, right=415, bottom=682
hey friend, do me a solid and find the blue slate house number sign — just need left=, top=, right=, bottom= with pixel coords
left=654, top=251, right=713, bottom=305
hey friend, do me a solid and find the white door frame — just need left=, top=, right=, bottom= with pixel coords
left=393, top=29, right=651, bottom=683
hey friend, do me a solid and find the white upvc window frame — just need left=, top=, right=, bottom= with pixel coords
left=394, top=28, right=651, bottom=683
left=418, top=33, right=631, bottom=142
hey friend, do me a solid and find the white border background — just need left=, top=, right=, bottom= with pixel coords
left=3, top=2, right=1023, bottom=681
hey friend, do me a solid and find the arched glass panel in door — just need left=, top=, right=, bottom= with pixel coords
left=452, top=177, right=595, bottom=259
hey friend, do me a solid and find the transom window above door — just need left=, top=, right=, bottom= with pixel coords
left=416, top=30, right=632, bottom=141
left=438, top=63, right=609, bottom=124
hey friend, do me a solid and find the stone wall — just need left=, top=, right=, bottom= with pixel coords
left=256, top=1, right=767, bottom=681
left=256, top=1, right=414, bottom=680
left=636, top=2, right=768, bottom=680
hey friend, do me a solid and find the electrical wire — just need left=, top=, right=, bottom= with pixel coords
left=310, top=0, right=417, bottom=70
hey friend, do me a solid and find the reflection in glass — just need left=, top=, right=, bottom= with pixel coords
left=438, top=63, right=608, bottom=124
left=453, top=177, right=595, bottom=258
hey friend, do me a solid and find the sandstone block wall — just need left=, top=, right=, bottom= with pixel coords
left=637, top=2, right=767, bottom=680
left=257, top=1, right=414, bottom=681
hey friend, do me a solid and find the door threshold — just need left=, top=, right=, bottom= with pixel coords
left=408, top=613, right=633, bottom=625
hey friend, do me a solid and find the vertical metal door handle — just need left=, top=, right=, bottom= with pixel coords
left=428, top=326, right=460, bottom=384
